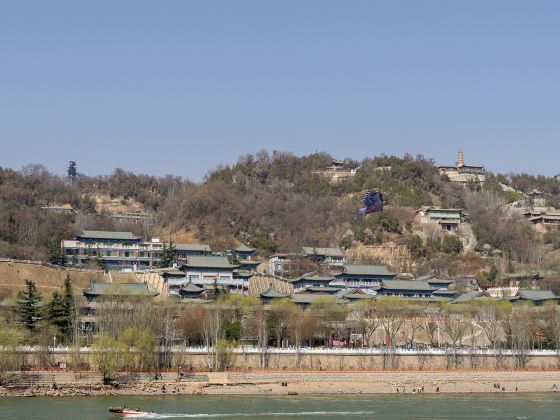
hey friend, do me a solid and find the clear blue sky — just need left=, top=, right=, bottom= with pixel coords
left=1, top=1, right=559, bottom=180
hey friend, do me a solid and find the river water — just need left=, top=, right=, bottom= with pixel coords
left=1, top=394, right=559, bottom=419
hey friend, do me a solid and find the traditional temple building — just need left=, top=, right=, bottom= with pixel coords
left=259, top=286, right=290, bottom=303
left=235, top=244, right=256, bottom=260
left=417, top=207, right=467, bottom=231
left=174, top=243, right=212, bottom=263
left=288, top=273, right=337, bottom=292
left=178, top=280, right=208, bottom=300
left=332, top=264, right=398, bottom=289
left=438, top=148, right=485, bottom=185
left=80, top=282, right=159, bottom=338
left=312, top=159, right=358, bottom=183
left=301, top=247, right=346, bottom=269
left=178, top=255, right=247, bottom=294
left=522, top=210, right=560, bottom=232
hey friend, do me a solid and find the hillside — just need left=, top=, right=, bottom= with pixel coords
left=1, top=152, right=560, bottom=283
left=0, top=260, right=142, bottom=301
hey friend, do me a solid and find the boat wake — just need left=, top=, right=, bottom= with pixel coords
left=131, top=411, right=377, bottom=418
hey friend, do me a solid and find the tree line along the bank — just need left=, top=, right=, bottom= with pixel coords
left=2, top=280, right=560, bottom=381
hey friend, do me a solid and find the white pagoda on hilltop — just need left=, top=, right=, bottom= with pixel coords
left=438, top=148, right=486, bottom=185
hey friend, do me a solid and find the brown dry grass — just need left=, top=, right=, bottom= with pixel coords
left=0, top=260, right=141, bottom=299
left=93, top=193, right=146, bottom=214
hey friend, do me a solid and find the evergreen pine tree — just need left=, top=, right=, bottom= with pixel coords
left=16, top=280, right=42, bottom=331
left=62, top=275, right=74, bottom=339
left=47, top=290, right=67, bottom=332
left=47, top=240, right=66, bottom=266
left=67, top=161, right=78, bottom=180
left=157, top=240, right=177, bottom=268
left=486, top=264, right=498, bottom=282
left=213, top=278, right=220, bottom=298
left=46, top=276, right=75, bottom=341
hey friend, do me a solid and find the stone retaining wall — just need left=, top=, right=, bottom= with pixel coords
left=9, top=350, right=560, bottom=372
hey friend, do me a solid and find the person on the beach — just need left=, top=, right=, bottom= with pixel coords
left=552, top=384, right=558, bottom=391
left=436, top=387, right=440, bottom=393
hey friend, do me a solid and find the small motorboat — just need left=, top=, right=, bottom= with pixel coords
left=108, top=406, right=149, bottom=416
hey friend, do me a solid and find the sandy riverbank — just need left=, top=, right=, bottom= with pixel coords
left=1, top=370, right=560, bottom=397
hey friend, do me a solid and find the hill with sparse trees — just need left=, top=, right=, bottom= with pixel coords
left=1, top=151, right=559, bottom=290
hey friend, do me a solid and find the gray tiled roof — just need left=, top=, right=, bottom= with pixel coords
left=342, top=265, right=397, bottom=277
left=78, top=230, right=140, bottom=241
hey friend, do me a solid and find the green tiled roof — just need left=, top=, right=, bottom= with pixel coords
left=83, top=282, right=157, bottom=296
left=233, top=269, right=256, bottom=278
left=78, top=230, right=140, bottom=241
left=451, top=291, right=485, bottom=303
left=427, top=279, right=454, bottom=285
left=288, top=274, right=335, bottom=283
left=432, top=289, right=457, bottom=296
left=174, top=243, right=211, bottom=252
left=343, top=265, right=396, bottom=276
left=162, top=269, right=185, bottom=277
left=260, top=287, right=290, bottom=298
left=181, top=280, right=204, bottom=293
left=381, top=280, right=434, bottom=291
left=236, top=244, right=256, bottom=252
left=305, top=286, right=341, bottom=293
left=239, top=260, right=261, bottom=265
left=183, top=255, right=238, bottom=269
left=517, top=289, right=558, bottom=301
